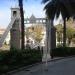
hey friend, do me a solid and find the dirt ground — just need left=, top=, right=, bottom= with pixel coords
left=0, top=45, right=10, bottom=51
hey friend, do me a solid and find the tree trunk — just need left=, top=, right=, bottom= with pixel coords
left=19, top=0, right=25, bottom=49
left=63, top=19, right=66, bottom=47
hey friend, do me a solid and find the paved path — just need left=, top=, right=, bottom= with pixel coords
left=11, top=57, right=75, bottom=75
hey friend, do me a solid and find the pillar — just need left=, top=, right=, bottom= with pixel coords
left=42, top=19, right=51, bottom=61
left=10, top=8, right=21, bottom=50
left=42, top=19, right=56, bottom=61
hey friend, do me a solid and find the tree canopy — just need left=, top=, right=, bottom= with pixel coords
left=26, top=25, right=45, bottom=43
left=42, top=0, right=75, bottom=47
left=56, top=19, right=75, bottom=46
left=42, top=0, right=75, bottom=20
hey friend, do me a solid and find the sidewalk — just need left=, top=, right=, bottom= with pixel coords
left=7, top=57, right=64, bottom=75
left=11, top=57, right=75, bottom=75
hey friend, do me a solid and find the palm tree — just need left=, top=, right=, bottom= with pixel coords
left=18, top=0, right=25, bottom=49
left=42, top=0, right=75, bottom=47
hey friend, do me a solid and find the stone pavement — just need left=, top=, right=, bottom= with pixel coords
left=8, top=57, right=75, bottom=75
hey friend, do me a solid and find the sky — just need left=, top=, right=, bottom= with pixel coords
left=0, top=0, right=61, bottom=28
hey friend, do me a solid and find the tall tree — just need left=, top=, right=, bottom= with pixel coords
left=42, top=0, right=75, bottom=47
left=18, top=0, right=25, bottom=49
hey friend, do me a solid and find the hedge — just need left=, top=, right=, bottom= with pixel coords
left=51, top=47, right=75, bottom=57
left=0, top=49, right=42, bottom=74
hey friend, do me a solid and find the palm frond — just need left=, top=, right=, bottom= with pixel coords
left=42, top=0, right=50, bottom=3
left=44, top=1, right=56, bottom=19
left=43, top=0, right=75, bottom=20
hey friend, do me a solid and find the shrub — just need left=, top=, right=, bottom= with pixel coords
left=0, top=49, right=42, bottom=74
left=51, top=47, right=75, bottom=57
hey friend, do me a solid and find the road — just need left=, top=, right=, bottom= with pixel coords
left=11, top=57, right=75, bottom=75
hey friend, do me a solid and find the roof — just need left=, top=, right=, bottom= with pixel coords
left=30, top=14, right=36, bottom=23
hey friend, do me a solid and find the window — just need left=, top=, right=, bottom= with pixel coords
left=13, top=11, right=17, bottom=17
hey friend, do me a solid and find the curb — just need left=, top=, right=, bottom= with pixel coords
left=6, top=56, right=75, bottom=75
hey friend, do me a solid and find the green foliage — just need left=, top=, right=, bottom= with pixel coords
left=26, top=25, right=44, bottom=43
left=66, top=27, right=75, bottom=45
left=56, top=24, right=63, bottom=43
left=42, top=0, right=75, bottom=20
left=51, top=47, right=75, bottom=57
left=43, top=0, right=75, bottom=47
left=56, top=23, right=75, bottom=46
left=0, top=49, right=42, bottom=74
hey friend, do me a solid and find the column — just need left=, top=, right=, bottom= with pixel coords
left=10, top=8, right=21, bottom=50
left=42, top=19, right=51, bottom=62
